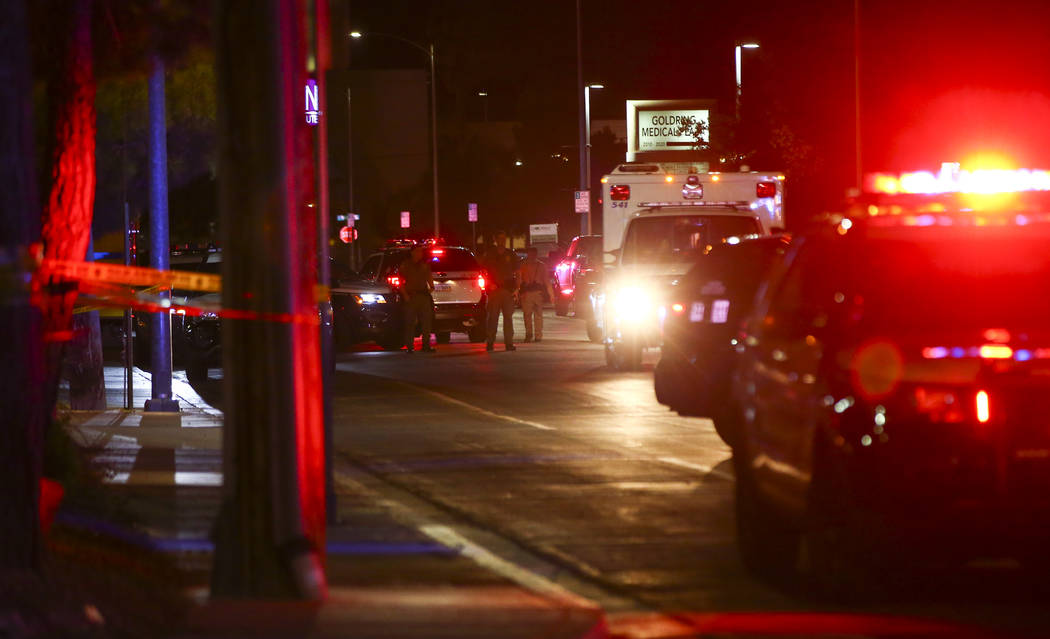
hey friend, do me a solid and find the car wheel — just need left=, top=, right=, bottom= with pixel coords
left=605, top=339, right=642, bottom=371
left=653, top=357, right=679, bottom=407
left=186, top=355, right=209, bottom=386
left=435, top=331, right=451, bottom=344
left=795, top=438, right=881, bottom=601
left=554, top=297, right=569, bottom=316
left=585, top=319, right=602, bottom=343
left=468, top=325, right=487, bottom=343
left=733, top=447, right=798, bottom=584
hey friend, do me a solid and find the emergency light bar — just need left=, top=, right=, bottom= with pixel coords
left=866, top=162, right=1050, bottom=195
left=639, top=200, right=752, bottom=209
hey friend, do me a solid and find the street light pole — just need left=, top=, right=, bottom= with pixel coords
left=584, top=84, right=603, bottom=237
left=576, top=0, right=587, bottom=236
left=734, top=42, right=759, bottom=122
left=350, top=31, right=440, bottom=237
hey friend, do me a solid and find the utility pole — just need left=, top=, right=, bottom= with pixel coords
left=575, top=0, right=587, bottom=236
left=146, top=53, right=178, bottom=412
left=212, top=0, right=327, bottom=599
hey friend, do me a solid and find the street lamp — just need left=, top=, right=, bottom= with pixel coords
left=583, top=83, right=603, bottom=236
left=734, top=42, right=759, bottom=121
left=477, top=90, right=488, bottom=122
left=350, top=31, right=441, bottom=236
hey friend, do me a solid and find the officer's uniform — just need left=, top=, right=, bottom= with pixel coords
left=518, top=257, right=553, bottom=342
left=400, top=253, right=434, bottom=352
left=481, top=247, right=520, bottom=350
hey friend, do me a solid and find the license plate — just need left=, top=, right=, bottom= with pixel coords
left=689, top=301, right=705, bottom=322
left=434, top=282, right=452, bottom=292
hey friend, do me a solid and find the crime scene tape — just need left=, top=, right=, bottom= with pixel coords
left=31, top=258, right=331, bottom=329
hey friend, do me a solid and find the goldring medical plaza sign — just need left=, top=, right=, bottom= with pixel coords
left=625, top=99, right=715, bottom=161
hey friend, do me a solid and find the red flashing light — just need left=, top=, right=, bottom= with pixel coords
left=756, top=182, right=777, bottom=198
left=476, top=274, right=486, bottom=291
left=610, top=185, right=631, bottom=201
left=431, top=248, right=445, bottom=255
left=976, top=390, right=991, bottom=423
left=387, top=275, right=401, bottom=288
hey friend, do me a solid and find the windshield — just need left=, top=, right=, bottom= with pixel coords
left=621, top=215, right=760, bottom=265
left=428, top=248, right=479, bottom=272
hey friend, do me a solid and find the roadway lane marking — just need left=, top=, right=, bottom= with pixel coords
left=419, top=524, right=600, bottom=610
left=658, top=456, right=734, bottom=482
left=393, top=380, right=557, bottom=431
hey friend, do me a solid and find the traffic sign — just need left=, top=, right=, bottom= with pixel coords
left=574, top=190, right=590, bottom=214
left=339, top=226, right=355, bottom=243
left=400, top=211, right=410, bottom=228
left=468, top=202, right=478, bottom=222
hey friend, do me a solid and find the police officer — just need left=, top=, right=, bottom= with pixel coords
left=400, top=244, right=435, bottom=352
left=480, top=231, right=520, bottom=351
left=518, top=247, right=554, bottom=342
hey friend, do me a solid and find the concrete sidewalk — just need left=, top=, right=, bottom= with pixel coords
left=58, top=366, right=609, bottom=639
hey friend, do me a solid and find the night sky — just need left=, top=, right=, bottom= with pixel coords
left=348, top=0, right=1050, bottom=213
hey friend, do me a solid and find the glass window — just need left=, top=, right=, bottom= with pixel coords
left=621, top=215, right=760, bottom=265
left=359, top=255, right=382, bottom=280
left=427, top=248, right=479, bottom=272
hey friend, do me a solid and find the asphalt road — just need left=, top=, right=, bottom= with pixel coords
left=332, top=312, right=1050, bottom=638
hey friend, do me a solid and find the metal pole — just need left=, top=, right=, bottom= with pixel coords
left=429, top=44, right=439, bottom=238
left=734, top=44, right=742, bottom=122
left=346, top=87, right=355, bottom=269
left=576, top=0, right=587, bottom=236
left=584, top=86, right=593, bottom=236
left=123, top=201, right=132, bottom=409
left=146, top=54, right=178, bottom=412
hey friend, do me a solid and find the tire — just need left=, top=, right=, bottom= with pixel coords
left=585, top=319, right=602, bottom=343
left=733, top=448, right=798, bottom=584
left=468, top=325, right=487, bottom=343
left=186, top=356, right=208, bottom=386
left=605, top=339, right=642, bottom=371
left=435, top=331, right=451, bottom=344
left=554, top=297, right=569, bottom=316
left=653, top=357, right=680, bottom=408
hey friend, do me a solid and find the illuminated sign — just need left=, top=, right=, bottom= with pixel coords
left=626, top=99, right=717, bottom=161
left=636, top=109, right=709, bottom=151
left=400, top=211, right=410, bottom=228
left=867, top=162, right=1050, bottom=195
left=305, top=79, right=320, bottom=125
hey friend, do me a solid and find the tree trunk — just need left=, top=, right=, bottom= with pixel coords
left=211, top=0, right=327, bottom=599
left=40, top=0, right=96, bottom=417
left=66, top=234, right=106, bottom=410
left=0, top=0, right=46, bottom=572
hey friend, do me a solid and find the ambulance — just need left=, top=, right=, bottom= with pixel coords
left=593, top=163, right=785, bottom=370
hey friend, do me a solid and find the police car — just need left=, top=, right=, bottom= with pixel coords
left=729, top=163, right=1050, bottom=595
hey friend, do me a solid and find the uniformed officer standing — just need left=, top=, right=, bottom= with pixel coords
left=480, top=231, right=520, bottom=351
left=518, top=247, right=554, bottom=342
left=400, top=244, right=435, bottom=352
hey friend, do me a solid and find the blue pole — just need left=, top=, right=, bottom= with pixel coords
left=146, top=54, right=178, bottom=412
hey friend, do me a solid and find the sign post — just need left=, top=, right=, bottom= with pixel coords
left=400, top=210, right=410, bottom=229
left=468, top=202, right=478, bottom=251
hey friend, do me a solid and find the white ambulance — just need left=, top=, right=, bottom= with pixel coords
left=594, top=163, right=785, bottom=370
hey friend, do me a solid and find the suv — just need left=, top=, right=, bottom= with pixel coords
left=554, top=235, right=602, bottom=321
left=730, top=196, right=1050, bottom=594
left=356, top=244, right=488, bottom=344
left=655, top=234, right=789, bottom=442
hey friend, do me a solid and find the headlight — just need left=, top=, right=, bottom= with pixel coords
left=353, top=293, right=387, bottom=305
left=612, top=286, right=652, bottom=323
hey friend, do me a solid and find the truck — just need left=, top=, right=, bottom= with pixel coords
left=592, top=163, right=785, bottom=370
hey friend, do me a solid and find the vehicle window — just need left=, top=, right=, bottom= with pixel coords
left=427, top=248, right=479, bottom=272
left=621, top=215, right=760, bottom=265
left=578, top=237, right=603, bottom=260
left=380, top=252, right=411, bottom=277
left=359, top=255, right=381, bottom=280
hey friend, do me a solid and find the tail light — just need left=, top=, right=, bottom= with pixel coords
left=976, top=390, right=990, bottom=423
left=610, top=185, right=630, bottom=201
left=387, top=275, right=401, bottom=288
left=431, top=248, right=445, bottom=256
left=756, top=181, right=777, bottom=198
left=560, top=288, right=573, bottom=296
left=476, top=274, right=486, bottom=290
